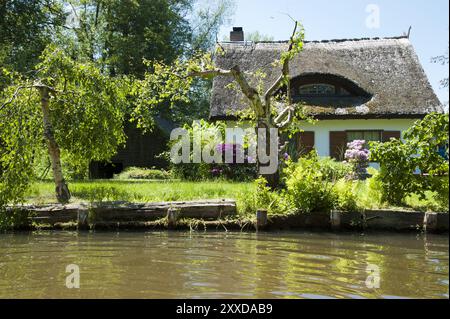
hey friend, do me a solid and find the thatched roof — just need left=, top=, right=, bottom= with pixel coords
left=210, top=36, right=442, bottom=120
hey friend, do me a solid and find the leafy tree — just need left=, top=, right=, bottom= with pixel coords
left=370, top=113, right=449, bottom=205
left=63, top=0, right=234, bottom=123
left=0, top=47, right=128, bottom=205
left=64, top=0, right=221, bottom=77
left=0, top=0, right=66, bottom=73
left=137, top=21, right=306, bottom=186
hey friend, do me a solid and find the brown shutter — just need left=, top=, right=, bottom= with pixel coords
left=330, top=131, right=347, bottom=161
left=297, top=131, right=315, bottom=156
left=382, top=131, right=401, bottom=142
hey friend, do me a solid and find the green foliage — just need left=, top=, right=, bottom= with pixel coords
left=168, top=120, right=257, bottom=181
left=0, top=209, right=30, bottom=231
left=281, top=154, right=360, bottom=213
left=63, top=0, right=191, bottom=76
left=369, top=139, right=418, bottom=205
left=282, top=154, right=352, bottom=183
left=37, top=46, right=128, bottom=165
left=431, top=176, right=449, bottom=212
left=237, top=177, right=290, bottom=217
left=278, top=22, right=305, bottom=67
left=0, top=0, right=66, bottom=73
left=0, top=71, right=42, bottom=206
left=1, top=47, right=129, bottom=207
left=403, top=112, right=449, bottom=175
left=364, top=167, right=384, bottom=207
left=311, top=156, right=353, bottom=181
left=284, top=153, right=338, bottom=213
left=333, top=180, right=360, bottom=212
left=1, top=0, right=234, bottom=127
left=370, top=113, right=449, bottom=206
left=114, top=167, right=171, bottom=180
left=61, top=0, right=234, bottom=125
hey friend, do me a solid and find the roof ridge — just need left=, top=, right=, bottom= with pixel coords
left=220, top=35, right=409, bottom=45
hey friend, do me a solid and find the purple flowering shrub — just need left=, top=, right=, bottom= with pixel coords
left=344, top=140, right=370, bottom=180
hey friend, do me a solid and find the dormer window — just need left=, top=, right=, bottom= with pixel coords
left=282, top=73, right=373, bottom=107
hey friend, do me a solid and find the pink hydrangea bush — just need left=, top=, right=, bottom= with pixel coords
left=344, top=140, right=370, bottom=180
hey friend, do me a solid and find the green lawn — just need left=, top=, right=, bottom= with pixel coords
left=25, top=180, right=255, bottom=205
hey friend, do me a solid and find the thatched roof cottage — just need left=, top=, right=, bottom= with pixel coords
left=211, top=28, right=443, bottom=160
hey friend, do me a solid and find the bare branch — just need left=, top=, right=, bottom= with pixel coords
left=186, top=65, right=265, bottom=118
left=187, top=68, right=233, bottom=78
left=0, top=85, right=34, bottom=111
left=0, top=81, right=63, bottom=113
left=32, top=80, right=60, bottom=94
left=264, top=74, right=284, bottom=103
left=264, top=21, right=299, bottom=111
left=229, top=66, right=265, bottom=117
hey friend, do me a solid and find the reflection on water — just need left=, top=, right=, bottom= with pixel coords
left=0, top=231, right=448, bottom=299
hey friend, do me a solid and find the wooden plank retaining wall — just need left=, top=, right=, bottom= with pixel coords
left=6, top=202, right=449, bottom=233
left=9, top=199, right=237, bottom=225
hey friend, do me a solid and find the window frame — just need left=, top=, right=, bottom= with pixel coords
left=345, top=130, right=383, bottom=149
left=298, top=83, right=337, bottom=96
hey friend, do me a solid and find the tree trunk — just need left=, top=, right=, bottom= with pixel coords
left=39, top=88, right=71, bottom=204
left=257, top=118, right=280, bottom=188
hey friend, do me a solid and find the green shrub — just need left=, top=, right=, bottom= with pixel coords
left=370, top=113, right=449, bottom=206
left=0, top=209, right=30, bottom=231
left=370, top=139, right=418, bottom=205
left=284, top=153, right=338, bottom=213
left=283, top=155, right=352, bottom=183
left=363, top=167, right=384, bottom=208
left=237, top=177, right=290, bottom=216
left=333, top=180, right=360, bottom=212
left=317, top=157, right=353, bottom=181
left=114, top=167, right=171, bottom=180
left=432, top=176, right=449, bottom=212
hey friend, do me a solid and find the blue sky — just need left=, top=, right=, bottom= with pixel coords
left=218, top=0, right=449, bottom=105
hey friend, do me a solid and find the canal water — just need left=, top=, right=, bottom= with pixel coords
left=0, top=231, right=448, bottom=299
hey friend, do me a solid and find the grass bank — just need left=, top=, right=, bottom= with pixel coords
left=22, top=179, right=447, bottom=216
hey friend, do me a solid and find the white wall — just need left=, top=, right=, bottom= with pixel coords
left=299, top=118, right=418, bottom=157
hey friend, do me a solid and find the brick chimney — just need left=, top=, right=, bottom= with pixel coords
left=230, top=27, right=244, bottom=41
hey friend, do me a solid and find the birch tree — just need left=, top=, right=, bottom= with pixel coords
left=0, top=46, right=128, bottom=205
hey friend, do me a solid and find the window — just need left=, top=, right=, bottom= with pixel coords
left=299, top=84, right=336, bottom=96
left=282, top=74, right=373, bottom=107
left=339, top=88, right=351, bottom=96
left=347, top=131, right=382, bottom=148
